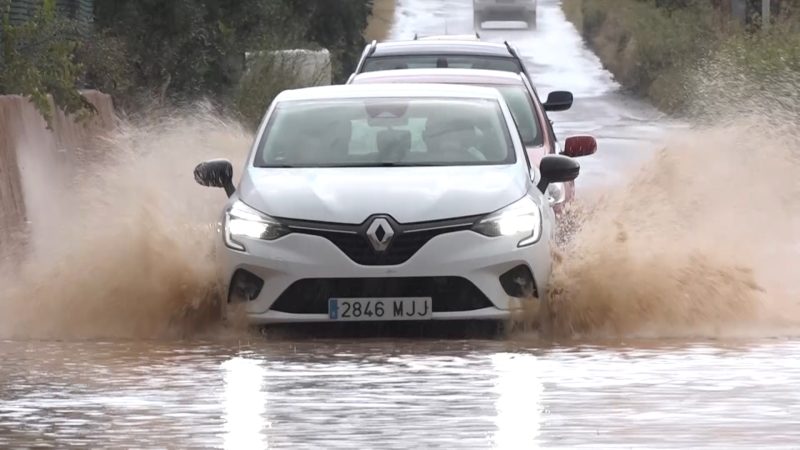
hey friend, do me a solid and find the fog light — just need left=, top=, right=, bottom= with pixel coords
left=499, top=265, right=538, bottom=298
left=228, top=269, right=264, bottom=303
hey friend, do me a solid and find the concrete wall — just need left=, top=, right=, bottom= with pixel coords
left=0, top=91, right=115, bottom=255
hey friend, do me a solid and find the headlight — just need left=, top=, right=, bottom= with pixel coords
left=472, top=196, right=542, bottom=246
left=546, top=182, right=566, bottom=206
left=224, top=200, right=290, bottom=251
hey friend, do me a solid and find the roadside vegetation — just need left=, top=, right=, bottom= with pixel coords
left=0, top=0, right=97, bottom=126
left=562, top=0, right=800, bottom=115
left=0, top=0, right=375, bottom=127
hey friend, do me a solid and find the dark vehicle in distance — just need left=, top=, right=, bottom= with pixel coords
left=473, top=0, right=538, bottom=30
left=348, top=38, right=532, bottom=84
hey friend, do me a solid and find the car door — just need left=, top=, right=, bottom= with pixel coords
left=520, top=74, right=557, bottom=155
left=520, top=74, right=575, bottom=206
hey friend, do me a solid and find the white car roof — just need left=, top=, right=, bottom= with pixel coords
left=274, top=83, right=506, bottom=102
left=373, top=39, right=510, bottom=56
left=415, top=34, right=481, bottom=41
left=351, top=68, right=525, bottom=85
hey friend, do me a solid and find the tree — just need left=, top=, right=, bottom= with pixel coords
left=284, top=0, right=373, bottom=82
left=0, top=0, right=376, bottom=119
left=91, top=0, right=306, bottom=104
left=0, top=0, right=95, bottom=126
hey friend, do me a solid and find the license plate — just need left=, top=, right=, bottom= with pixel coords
left=328, top=298, right=432, bottom=321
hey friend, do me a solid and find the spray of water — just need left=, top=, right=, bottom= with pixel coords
left=541, top=68, right=800, bottom=339
left=0, top=104, right=253, bottom=340
left=1, top=64, right=798, bottom=340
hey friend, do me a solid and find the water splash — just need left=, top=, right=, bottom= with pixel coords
left=1, top=87, right=798, bottom=341
left=543, top=117, right=800, bottom=339
left=0, top=105, right=252, bottom=340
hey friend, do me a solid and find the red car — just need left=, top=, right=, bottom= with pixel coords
left=348, top=68, right=597, bottom=212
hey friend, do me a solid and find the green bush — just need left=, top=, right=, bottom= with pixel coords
left=718, top=23, right=800, bottom=77
left=561, top=0, right=584, bottom=28
left=287, top=0, right=373, bottom=83
left=91, top=0, right=371, bottom=107
left=74, top=29, right=134, bottom=101
left=691, top=20, right=800, bottom=117
left=234, top=49, right=331, bottom=128
left=0, top=0, right=374, bottom=121
left=628, top=1, right=716, bottom=109
left=563, top=0, right=799, bottom=115
left=580, top=1, right=607, bottom=39
left=0, top=0, right=95, bottom=125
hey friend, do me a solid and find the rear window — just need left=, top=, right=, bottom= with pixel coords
left=362, top=55, right=522, bottom=73
left=254, top=97, right=516, bottom=168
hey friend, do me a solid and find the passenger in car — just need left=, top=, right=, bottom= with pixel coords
left=376, top=129, right=412, bottom=163
left=422, top=116, right=485, bottom=162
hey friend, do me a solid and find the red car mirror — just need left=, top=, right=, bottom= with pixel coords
left=562, top=135, right=597, bottom=158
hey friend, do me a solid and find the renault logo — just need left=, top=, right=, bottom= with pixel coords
left=366, top=217, right=395, bottom=252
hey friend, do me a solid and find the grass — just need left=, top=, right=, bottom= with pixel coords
left=562, top=0, right=800, bottom=116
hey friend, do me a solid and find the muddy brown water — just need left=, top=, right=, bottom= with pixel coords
left=2, top=0, right=800, bottom=448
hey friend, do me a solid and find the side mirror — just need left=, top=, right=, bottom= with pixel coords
left=194, top=159, right=235, bottom=197
left=562, top=135, right=597, bottom=158
left=543, top=91, right=573, bottom=111
left=537, top=155, right=580, bottom=193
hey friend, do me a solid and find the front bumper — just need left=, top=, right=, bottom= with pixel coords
left=217, top=227, right=552, bottom=325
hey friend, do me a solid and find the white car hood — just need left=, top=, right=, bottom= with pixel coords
left=238, top=165, right=529, bottom=224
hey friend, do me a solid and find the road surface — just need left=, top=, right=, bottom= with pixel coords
left=1, top=1, right=798, bottom=448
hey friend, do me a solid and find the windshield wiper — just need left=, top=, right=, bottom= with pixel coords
left=374, top=162, right=445, bottom=167
left=259, top=162, right=449, bottom=168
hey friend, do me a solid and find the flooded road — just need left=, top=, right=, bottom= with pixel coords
left=391, top=0, right=686, bottom=191
left=3, top=339, right=800, bottom=448
left=2, top=0, right=799, bottom=448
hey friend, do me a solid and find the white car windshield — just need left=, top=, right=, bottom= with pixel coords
left=255, top=97, right=516, bottom=167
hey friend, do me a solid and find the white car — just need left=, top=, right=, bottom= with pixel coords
left=193, top=84, right=579, bottom=326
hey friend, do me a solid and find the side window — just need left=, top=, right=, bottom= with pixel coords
left=527, top=82, right=559, bottom=152
left=498, top=89, right=540, bottom=146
